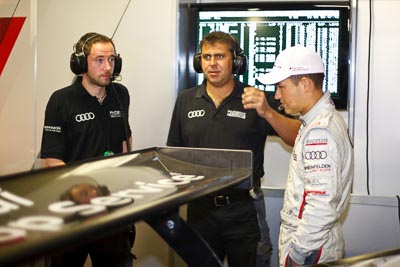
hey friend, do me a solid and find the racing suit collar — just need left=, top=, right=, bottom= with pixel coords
left=300, top=91, right=334, bottom=126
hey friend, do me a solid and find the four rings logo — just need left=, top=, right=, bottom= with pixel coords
left=75, top=112, right=95, bottom=122
left=305, top=151, right=327, bottom=160
left=188, top=109, right=205, bottom=119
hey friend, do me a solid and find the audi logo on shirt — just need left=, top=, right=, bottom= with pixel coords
left=75, top=112, right=95, bottom=122
left=305, top=151, right=327, bottom=160
left=188, top=109, right=205, bottom=119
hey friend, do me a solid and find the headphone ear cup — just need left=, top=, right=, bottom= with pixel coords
left=233, top=52, right=248, bottom=75
left=113, top=54, right=122, bottom=77
left=193, top=53, right=203, bottom=73
left=70, top=52, right=87, bottom=75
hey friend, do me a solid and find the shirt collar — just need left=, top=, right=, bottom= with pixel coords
left=74, top=76, right=89, bottom=97
left=195, top=82, right=207, bottom=99
left=74, top=76, right=110, bottom=98
left=300, top=91, right=334, bottom=125
left=195, top=79, right=243, bottom=99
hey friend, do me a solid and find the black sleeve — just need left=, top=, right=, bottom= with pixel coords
left=40, top=92, right=66, bottom=160
left=166, top=94, right=183, bottom=147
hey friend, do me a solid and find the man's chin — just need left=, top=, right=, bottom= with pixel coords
left=99, top=78, right=111, bottom=86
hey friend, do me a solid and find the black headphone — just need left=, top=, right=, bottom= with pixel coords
left=193, top=41, right=247, bottom=76
left=70, top=33, right=122, bottom=77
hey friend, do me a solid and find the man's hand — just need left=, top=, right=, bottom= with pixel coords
left=242, top=86, right=300, bottom=147
left=242, top=86, right=272, bottom=119
left=45, top=158, right=66, bottom=167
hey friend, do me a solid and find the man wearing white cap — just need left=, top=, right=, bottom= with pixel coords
left=245, top=45, right=353, bottom=266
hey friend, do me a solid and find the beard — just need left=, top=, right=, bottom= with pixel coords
left=86, top=71, right=111, bottom=88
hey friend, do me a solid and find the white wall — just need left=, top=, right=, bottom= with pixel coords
left=351, top=0, right=400, bottom=197
left=0, top=0, right=36, bottom=174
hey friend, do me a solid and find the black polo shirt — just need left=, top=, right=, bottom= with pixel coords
left=167, top=80, right=281, bottom=181
left=41, top=77, right=131, bottom=163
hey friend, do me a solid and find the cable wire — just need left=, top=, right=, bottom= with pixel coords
left=110, top=0, right=132, bottom=152
left=397, top=195, right=400, bottom=226
left=111, top=0, right=131, bottom=39
left=11, top=0, right=21, bottom=17
left=111, top=83, right=132, bottom=153
left=366, top=0, right=373, bottom=195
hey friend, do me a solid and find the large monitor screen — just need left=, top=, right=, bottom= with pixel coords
left=182, top=2, right=351, bottom=109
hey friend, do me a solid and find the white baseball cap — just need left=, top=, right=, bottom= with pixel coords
left=257, top=45, right=325, bottom=85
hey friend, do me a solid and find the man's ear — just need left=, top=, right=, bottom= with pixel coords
left=300, top=77, right=313, bottom=92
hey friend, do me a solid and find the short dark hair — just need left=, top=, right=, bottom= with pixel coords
left=289, top=73, right=325, bottom=89
left=200, top=31, right=241, bottom=57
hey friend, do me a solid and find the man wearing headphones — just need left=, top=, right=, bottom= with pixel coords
left=40, top=32, right=134, bottom=267
left=167, top=31, right=300, bottom=266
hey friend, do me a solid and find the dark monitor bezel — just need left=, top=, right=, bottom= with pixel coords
left=180, top=1, right=351, bottom=110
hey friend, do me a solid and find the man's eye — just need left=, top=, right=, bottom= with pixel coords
left=95, top=58, right=104, bottom=65
left=216, top=54, right=225, bottom=59
left=94, top=57, right=115, bottom=66
left=202, top=55, right=211, bottom=60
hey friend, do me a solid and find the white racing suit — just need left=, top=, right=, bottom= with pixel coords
left=279, top=92, right=354, bottom=266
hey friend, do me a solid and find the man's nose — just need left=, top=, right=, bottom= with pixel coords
left=210, top=56, right=217, bottom=65
left=274, top=88, right=281, bottom=99
left=104, top=60, right=113, bottom=70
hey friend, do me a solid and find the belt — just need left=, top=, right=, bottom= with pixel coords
left=207, top=190, right=251, bottom=207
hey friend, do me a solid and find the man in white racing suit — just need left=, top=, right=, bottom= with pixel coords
left=257, top=45, right=354, bottom=266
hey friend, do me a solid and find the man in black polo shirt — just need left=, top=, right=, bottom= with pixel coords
left=41, top=32, right=131, bottom=165
left=40, top=32, right=134, bottom=267
left=167, top=31, right=300, bottom=267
